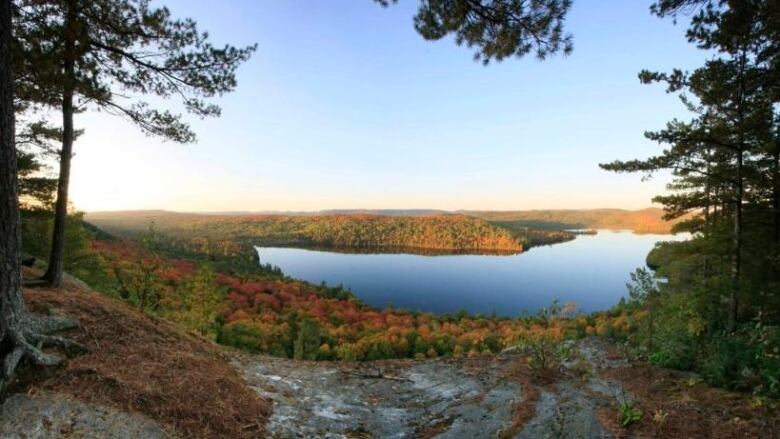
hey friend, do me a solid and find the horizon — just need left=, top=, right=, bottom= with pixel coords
left=64, top=0, right=706, bottom=212
left=84, top=206, right=666, bottom=215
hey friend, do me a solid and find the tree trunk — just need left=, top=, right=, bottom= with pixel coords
left=0, top=0, right=23, bottom=347
left=1, top=0, right=84, bottom=389
left=729, top=43, right=749, bottom=333
left=42, top=1, right=76, bottom=288
left=703, top=152, right=712, bottom=278
left=730, top=148, right=742, bottom=332
left=773, top=144, right=779, bottom=251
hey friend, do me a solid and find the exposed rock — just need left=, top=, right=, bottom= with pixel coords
left=234, top=337, right=631, bottom=438
left=235, top=355, right=523, bottom=438
left=0, top=391, right=170, bottom=439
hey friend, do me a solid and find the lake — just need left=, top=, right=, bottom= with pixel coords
left=256, top=230, right=686, bottom=317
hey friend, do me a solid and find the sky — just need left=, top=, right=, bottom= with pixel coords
left=68, top=0, right=708, bottom=213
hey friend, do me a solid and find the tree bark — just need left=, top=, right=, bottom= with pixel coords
left=730, top=149, right=742, bottom=332
left=703, top=151, right=712, bottom=279
left=42, top=0, right=77, bottom=288
left=0, top=0, right=23, bottom=347
left=772, top=144, right=779, bottom=250
left=728, top=41, right=750, bottom=333
left=1, top=0, right=85, bottom=389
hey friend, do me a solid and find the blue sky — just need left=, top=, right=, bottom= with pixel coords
left=71, top=0, right=707, bottom=212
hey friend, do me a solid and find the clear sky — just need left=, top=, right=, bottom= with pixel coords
left=69, top=0, right=707, bottom=212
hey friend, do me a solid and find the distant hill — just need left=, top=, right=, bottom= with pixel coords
left=86, top=207, right=678, bottom=234
left=85, top=212, right=525, bottom=253
left=461, top=208, right=679, bottom=234
left=318, top=209, right=448, bottom=217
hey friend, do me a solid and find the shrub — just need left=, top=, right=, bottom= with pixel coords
left=619, top=401, right=642, bottom=427
left=515, top=332, right=571, bottom=371
left=700, top=325, right=780, bottom=397
left=294, top=318, right=322, bottom=360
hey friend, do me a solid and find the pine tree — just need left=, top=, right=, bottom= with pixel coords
left=377, top=0, right=573, bottom=64
left=602, top=0, right=780, bottom=331
left=1, top=0, right=83, bottom=391
left=294, top=317, right=322, bottom=361
left=13, top=0, right=256, bottom=287
left=165, top=265, right=223, bottom=339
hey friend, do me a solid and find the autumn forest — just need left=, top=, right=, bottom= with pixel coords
left=1, top=0, right=779, bottom=437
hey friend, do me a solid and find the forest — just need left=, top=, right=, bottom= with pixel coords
left=0, top=0, right=779, bottom=437
left=90, top=213, right=525, bottom=252
left=15, top=207, right=779, bottom=400
left=17, top=214, right=630, bottom=363
left=83, top=208, right=682, bottom=256
left=466, top=208, right=683, bottom=233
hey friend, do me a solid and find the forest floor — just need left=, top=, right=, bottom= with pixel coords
left=0, top=268, right=270, bottom=438
left=235, top=337, right=779, bottom=438
left=1, top=270, right=778, bottom=438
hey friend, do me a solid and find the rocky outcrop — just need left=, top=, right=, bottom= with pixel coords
left=0, top=391, right=168, bottom=438
left=233, top=338, right=633, bottom=438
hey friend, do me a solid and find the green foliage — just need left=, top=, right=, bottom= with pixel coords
left=15, top=120, right=59, bottom=209
left=14, top=115, right=66, bottom=228
left=378, top=0, right=573, bottom=64
left=15, top=0, right=256, bottom=143
left=488, top=220, right=576, bottom=248
left=316, top=282, right=356, bottom=301
left=619, top=401, right=642, bottom=427
left=162, top=265, right=224, bottom=339
left=515, top=334, right=571, bottom=371
left=294, top=317, right=322, bottom=361
left=599, top=0, right=780, bottom=397
left=468, top=208, right=679, bottom=234
left=86, top=213, right=526, bottom=255
left=20, top=209, right=100, bottom=274
left=512, top=302, right=573, bottom=371
left=699, top=324, right=780, bottom=397
left=217, top=321, right=291, bottom=358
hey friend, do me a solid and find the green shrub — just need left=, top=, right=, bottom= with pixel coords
left=700, top=325, right=780, bottom=397
left=515, top=334, right=571, bottom=371
left=619, top=401, right=642, bottom=427
left=294, top=318, right=322, bottom=360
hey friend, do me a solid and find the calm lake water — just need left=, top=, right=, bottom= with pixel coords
left=256, top=230, right=686, bottom=316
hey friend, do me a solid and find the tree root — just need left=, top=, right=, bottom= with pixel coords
left=0, top=314, right=88, bottom=391
left=24, top=313, right=79, bottom=335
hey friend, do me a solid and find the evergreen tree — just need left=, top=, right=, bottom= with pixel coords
left=0, top=0, right=82, bottom=391
left=13, top=0, right=256, bottom=287
left=602, top=0, right=779, bottom=331
left=15, top=121, right=60, bottom=209
left=294, top=317, right=322, bottom=361
left=164, top=265, right=223, bottom=339
left=378, top=0, right=573, bottom=63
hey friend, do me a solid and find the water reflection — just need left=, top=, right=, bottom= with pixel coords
left=256, top=230, right=687, bottom=317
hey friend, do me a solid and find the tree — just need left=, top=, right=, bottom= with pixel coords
left=15, top=121, right=59, bottom=209
left=0, top=0, right=83, bottom=391
left=163, top=265, right=224, bottom=339
left=13, top=0, right=256, bottom=287
left=601, top=0, right=778, bottom=332
left=0, top=0, right=22, bottom=389
left=378, top=0, right=573, bottom=64
left=294, top=317, right=322, bottom=361
left=102, top=226, right=170, bottom=311
left=625, top=268, right=660, bottom=353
